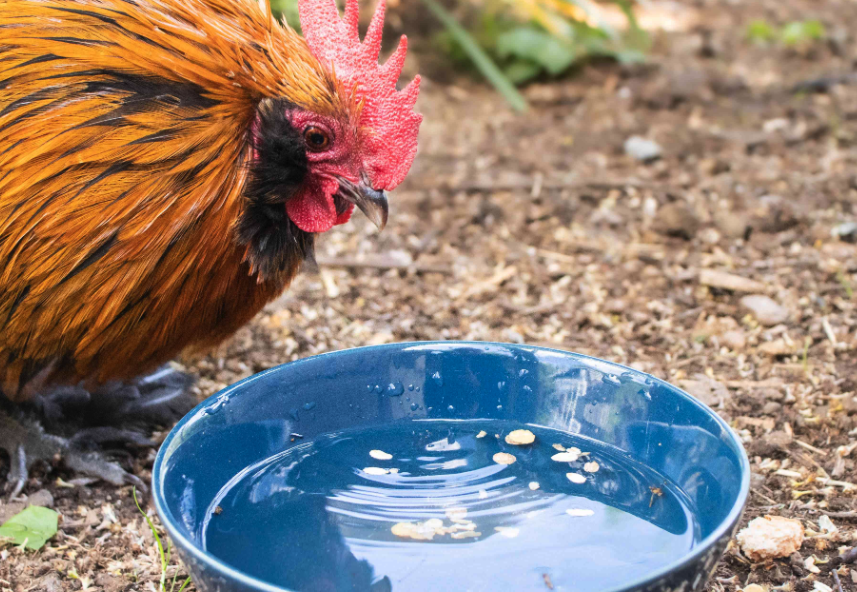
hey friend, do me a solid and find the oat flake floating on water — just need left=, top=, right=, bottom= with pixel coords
left=476, top=430, right=487, bottom=439
left=566, top=473, right=586, bottom=484
left=369, top=449, right=393, bottom=460
left=445, top=507, right=468, bottom=522
left=493, top=452, right=517, bottom=465
left=451, top=531, right=481, bottom=539
left=504, top=429, right=535, bottom=446
left=551, top=452, right=580, bottom=462
left=566, top=508, right=595, bottom=517
left=362, top=467, right=389, bottom=475
left=478, top=489, right=488, bottom=499
left=552, top=443, right=566, bottom=451
left=529, top=481, right=540, bottom=491
left=584, top=461, right=600, bottom=473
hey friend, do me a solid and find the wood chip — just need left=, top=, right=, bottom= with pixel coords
left=699, top=269, right=768, bottom=293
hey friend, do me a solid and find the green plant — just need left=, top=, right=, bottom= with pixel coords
left=746, top=18, right=826, bottom=47
left=133, top=489, right=192, bottom=592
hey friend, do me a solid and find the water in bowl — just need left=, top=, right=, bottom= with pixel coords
left=203, top=420, right=700, bottom=592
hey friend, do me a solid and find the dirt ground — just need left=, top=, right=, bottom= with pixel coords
left=4, top=0, right=857, bottom=590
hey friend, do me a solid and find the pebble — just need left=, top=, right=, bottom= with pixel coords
left=624, top=136, right=662, bottom=162
left=832, top=221, right=857, bottom=243
left=721, top=330, right=747, bottom=351
left=493, top=452, right=517, bottom=465
left=740, top=294, right=790, bottom=326
left=504, top=429, right=535, bottom=446
left=652, top=202, right=699, bottom=239
left=700, top=269, right=767, bottom=293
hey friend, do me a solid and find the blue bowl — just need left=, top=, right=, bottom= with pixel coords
left=153, top=342, right=749, bottom=592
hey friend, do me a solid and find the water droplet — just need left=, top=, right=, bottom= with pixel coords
left=367, top=385, right=373, bottom=392
left=303, top=402, right=317, bottom=411
left=522, top=385, right=533, bottom=393
left=415, top=386, right=421, bottom=392
left=431, top=371, right=443, bottom=387
left=605, top=374, right=621, bottom=385
left=410, top=403, right=419, bottom=411
left=373, top=384, right=382, bottom=394
left=386, top=382, right=404, bottom=397
left=518, top=369, right=529, bottom=377
left=497, top=381, right=506, bottom=390
left=408, top=384, right=414, bottom=391
left=447, top=405, right=455, bottom=412
left=496, top=404, right=503, bottom=411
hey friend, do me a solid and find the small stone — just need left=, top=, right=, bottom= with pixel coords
left=832, top=221, right=857, bottom=244
left=736, top=515, right=804, bottom=561
left=369, top=450, right=393, bottom=460
left=721, top=330, right=747, bottom=351
left=740, top=295, right=790, bottom=326
left=762, top=401, right=782, bottom=415
left=528, top=482, right=540, bottom=490
left=566, top=508, right=595, bottom=517
left=27, top=489, right=54, bottom=508
left=624, top=136, right=662, bottom=162
left=551, top=451, right=580, bottom=463
left=363, top=467, right=390, bottom=475
left=652, top=202, right=699, bottom=240
left=566, top=473, right=587, bottom=484
left=504, top=429, right=535, bottom=446
left=583, top=461, right=600, bottom=473
left=493, top=452, right=517, bottom=465
left=743, top=585, right=766, bottom=592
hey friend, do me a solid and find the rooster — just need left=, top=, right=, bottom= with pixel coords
left=0, top=0, right=421, bottom=495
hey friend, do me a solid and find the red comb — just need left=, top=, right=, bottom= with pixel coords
left=298, top=0, right=422, bottom=190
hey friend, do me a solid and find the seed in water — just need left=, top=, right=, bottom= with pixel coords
left=584, top=461, right=600, bottom=473
left=552, top=443, right=566, bottom=451
left=566, top=508, right=595, bottom=517
left=551, top=452, right=580, bottom=462
left=451, top=531, right=481, bottom=539
left=493, top=452, right=516, bottom=465
left=495, top=527, right=520, bottom=538
left=369, top=450, right=393, bottom=460
left=566, top=473, right=586, bottom=484
left=505, top=429, right=535, bottom=446
left=529, top=481, right=540, bottom=491
left=476, top=430, right=487, bottom=439
left=363, top=467, right=389, bottom=475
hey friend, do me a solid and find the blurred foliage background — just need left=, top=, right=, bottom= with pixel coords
left=269, top=0, right=649, bottom=111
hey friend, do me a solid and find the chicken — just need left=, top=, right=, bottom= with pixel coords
left=0, top=0, right=421, bottom=495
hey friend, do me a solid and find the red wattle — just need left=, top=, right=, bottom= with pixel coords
left=286, top=177, right=353, bottom=233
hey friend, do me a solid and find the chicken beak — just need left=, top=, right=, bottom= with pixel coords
left=337, top=177, right=389, bottom=231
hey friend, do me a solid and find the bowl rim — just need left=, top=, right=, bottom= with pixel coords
left=152, top=341, right=750, bottom=592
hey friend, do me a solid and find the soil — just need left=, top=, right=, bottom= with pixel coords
left=3, top=0, right=857, bottom=590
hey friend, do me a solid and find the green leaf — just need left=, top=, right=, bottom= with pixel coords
left=497, top=27, right=577, bottom=75
left=419, top=0, right=529, bottom=112
left=270, top=0, right=300, bottom=31
left=0, top=506, right=58, bottom=550
left=504, top=59, right=543, bottom=84
left=746, top=19, right=776, bottom=44
left=780, top=20, right=826, bottom=46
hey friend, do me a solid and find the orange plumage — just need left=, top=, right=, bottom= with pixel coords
left=0, top=0, right=420, bottom=401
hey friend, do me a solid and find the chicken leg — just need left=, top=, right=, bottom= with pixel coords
left=0, top=366, right=196, bottom=498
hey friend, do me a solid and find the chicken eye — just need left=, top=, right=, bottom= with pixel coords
left=303, top=126, right=330, bottom=151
